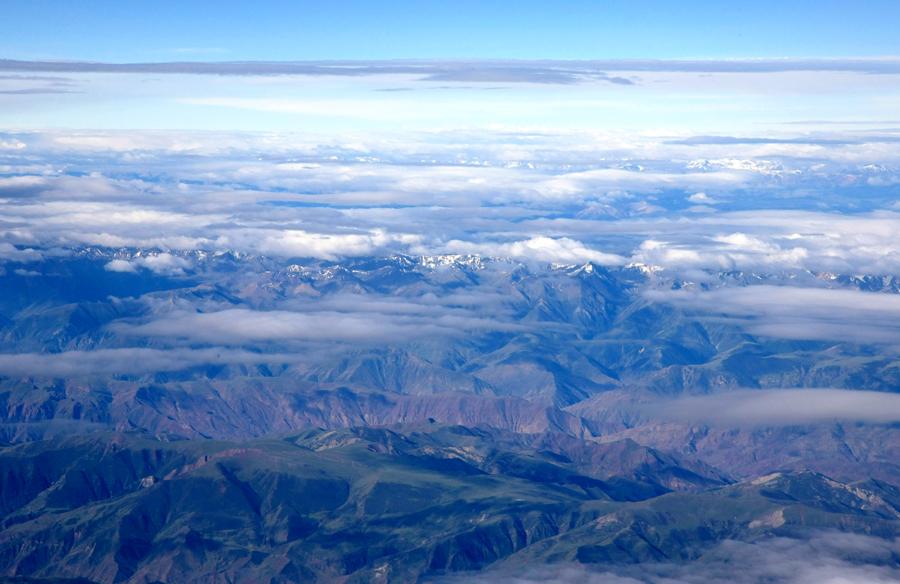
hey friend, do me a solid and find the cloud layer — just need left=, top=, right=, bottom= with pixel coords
left=0, top=348, right=301, bottom=377
left=648, top=286, right=900, bottom=345
left=1, top=127, right=899, bottom=275
left=644, top=389, right=900, bottom=426
left=5, top=58, right=900, bottom=78
left=432, top=532, right=900, bottom=584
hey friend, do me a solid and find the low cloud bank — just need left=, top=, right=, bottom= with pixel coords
left=644, top=388, right=900, bottom=426
left=0, top=348, right=303, bottom=377
left=647, top=286, right=900, bottom=345
left=432, top=531, right=900, bottom=583
left=113, top=294, right=525, bottom=346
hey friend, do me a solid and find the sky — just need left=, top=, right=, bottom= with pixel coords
left=3, top=0, right=900, bottom=62
left=2, top=1, right=900, bottom=132
left=1, top=1, right=900, bottom=354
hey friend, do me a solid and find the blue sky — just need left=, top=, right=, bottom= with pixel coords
left=3, top=0, right=900, bottom=62
left=1, top=2, right=899, bottom=132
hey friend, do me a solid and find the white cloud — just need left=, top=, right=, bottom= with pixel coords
left=104, top=253, right=191, bottom=275
left=243, top=228, right=421, bottom=260
left=0, top=139, right=26, bottom=150
left=688, top=192, right=717, bottom=204
left=645, top=388, right=900, bottom=426
left=0, top=175, right=48, bottom=196
left=535, top=168, right=749, bottom=199
left=647, top=285, right=900, bottom=344
left=104, top=259, right=137, bottom=273
left=445, top=236, right=626, bottom=266
left=134, top=252, right=191, bottom=275
left=0, top=242, right=42, bottom=263
left=0, top=348, right=304, bottom=377
left=624, top=210, right=900, bottom=274
left=435, top=532, right=900, bottom=584
left=114, top=297, right=524, bottom=346
left=1, top=130, right=900, bottom=276
left=179, top=97, right=437, bottom=122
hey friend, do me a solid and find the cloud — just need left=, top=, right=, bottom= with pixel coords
left=627, top=211, right=900, bottom=275
left=0, top=348, right=304, bottom=377
left=445, top=236, right=626, bottom=266
left=534, top=168, right=750, bottom=199
left=0, top=87, right=78, bottom=95
left=432, top=531, right=900, bottom=584
left=179, top=97, right=428, bottom=121
left=643, top=389, right=900, bottom=426
left=233, top=228, right=422, bottom=260
left=419, top=68, right=633, bottom=85
left=0, top=243, right=42, bottom=263
left=632, top=235, right=809, bottom=271
left=0, top=175, right=49, bottom=197
left=104, top=259, right=137, bottom=273
left=1, top=130, right=899, bottom=276
left=0, top=73, right=79, bottom=95
left=114, top=296, right=524, bottom=346
left=131, top=253, right=191, bottom=275
left=0, top=138, right=26, bottom=150
left=670, top=135, right=867, bottom=146
left=687, top=192, right=717, bottom=204
left=4, top=58, right=900, bottom=77
left=646, top=285, right=900, bottom=344
left=104, top=252, right=191, bottom=275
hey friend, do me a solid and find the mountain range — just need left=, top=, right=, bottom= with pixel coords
left=0, top=249, right=897, bottom=582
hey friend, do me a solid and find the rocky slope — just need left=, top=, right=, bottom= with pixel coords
left=0, top=428, right=896, bottom=583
